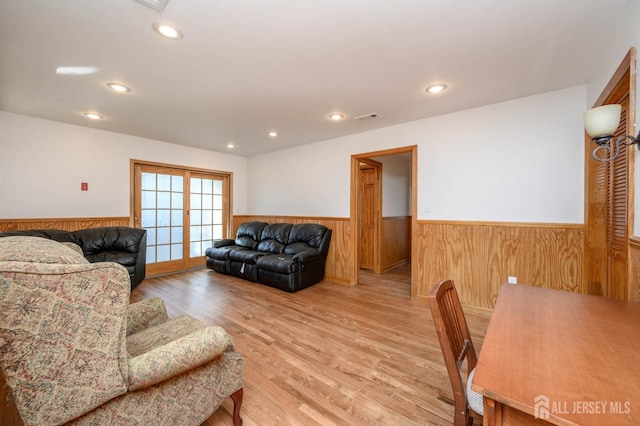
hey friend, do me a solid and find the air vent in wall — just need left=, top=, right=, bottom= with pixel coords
left=134, top=0, right=170, bottom=12
left=355, top=113, right=380, bottom=120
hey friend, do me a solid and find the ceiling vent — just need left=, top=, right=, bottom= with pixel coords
left=134, top=0, right=171, bottom=12
left=355, top=113, right=380, bottom=121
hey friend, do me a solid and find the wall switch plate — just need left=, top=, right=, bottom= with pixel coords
left=508, top=276, right=517, bottom=284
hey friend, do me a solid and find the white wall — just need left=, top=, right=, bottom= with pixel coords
left=1, top=85, right=587, bottom=224
left=586, top=0, right=640, bottom=235
left=0, top=111, right=248, bottom=218
left=248, top=85, right=586, bottom=223
left=372, top=155, right=412, bottom=217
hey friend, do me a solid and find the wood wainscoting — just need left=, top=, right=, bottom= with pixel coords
left=232, top=215, right=352, bottom=285
left=629, top=237, right=640, bottom=301
left=0, top=217, right=131, bottom=232
left=412, top=220, right=584, bottom=313
left=381, top=216, right=411, bottom=272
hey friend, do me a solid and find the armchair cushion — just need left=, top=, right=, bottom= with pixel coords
left=127, top=315, right=206, bottom=357
left=128, top=320, right=235, bottom=390
left=126, top=297, right=169, bottom=336
left=70, top=351, right=243, bottom=425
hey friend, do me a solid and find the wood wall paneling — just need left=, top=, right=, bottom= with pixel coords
left=381, top=216, right=411, bottom=272
left=0, top=217, right=131, bottom=232
left=629, top=237, right=640, bottom=301
left=2, top=214, right=587, bottom=311
left=413, top=221, right=584, bottom=311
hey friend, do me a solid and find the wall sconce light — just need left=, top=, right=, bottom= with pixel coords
left=584, top=104, right=640, bottom=162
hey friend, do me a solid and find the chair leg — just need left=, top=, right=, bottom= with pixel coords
left=230, top=387, right=244, bottom=426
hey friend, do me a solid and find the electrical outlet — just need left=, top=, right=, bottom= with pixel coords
left=508, top=276, right=517, bottom=284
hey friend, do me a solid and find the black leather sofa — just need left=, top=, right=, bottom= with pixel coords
left=205, top=221, right=332, bottom=292
left=0, top=226, right=147, bottom=289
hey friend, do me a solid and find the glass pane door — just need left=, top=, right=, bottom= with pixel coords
left=140, top=171, right=185, bottom=269
left=134, top=162, right=231, bottom=276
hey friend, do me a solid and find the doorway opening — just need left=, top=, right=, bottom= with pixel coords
left=350, top=145, right=417, bottom=294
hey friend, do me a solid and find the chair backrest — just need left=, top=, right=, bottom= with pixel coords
left=427, top=279, right=478, bottom=425
left=0, top=236, right=131, bottom=425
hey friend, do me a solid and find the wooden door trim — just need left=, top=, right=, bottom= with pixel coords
left=350, top=145, right=417, bottom=289
left=583, top=47, right=636, bottom=297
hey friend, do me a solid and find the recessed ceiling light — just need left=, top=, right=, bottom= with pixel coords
left=152, top=21, right=183, bottom=40
left=106, top=82, right=131, bottom=93
left=268, top=131, right=278, bottom=137
left=329, top=113, right=345, bottom=121
left=227, top=142, right=235, bottom=149
left=83, top=112, right=103, bottom=120
left=425, top=83, right=448, bottom=94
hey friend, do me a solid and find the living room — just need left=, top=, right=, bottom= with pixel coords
left=2, top=0, right=640, bottom=424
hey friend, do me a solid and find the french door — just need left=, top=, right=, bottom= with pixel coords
left=133, top=162, right=231, bottom=276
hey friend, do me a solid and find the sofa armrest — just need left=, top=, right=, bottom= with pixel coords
left=127, top=326, right=235, bottom=390
left=126, top=297, right=169, bottom=336
left=292, top=249, right=323, bottom=263
left=212, top=239, right=235, bottom=248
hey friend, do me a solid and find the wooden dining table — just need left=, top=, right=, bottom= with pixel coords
left=472, top=283, right=640, bottom=425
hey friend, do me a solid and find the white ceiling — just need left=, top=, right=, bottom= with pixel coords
left=0, top=0, right=630, bottom=157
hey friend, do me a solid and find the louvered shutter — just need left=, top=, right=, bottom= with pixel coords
left=608, top=95, right=629, bottom=260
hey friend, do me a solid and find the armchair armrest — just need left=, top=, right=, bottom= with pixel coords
left=127, top=326, right=235, bottom=390
left=126, top=297, right=169, bottom=336
left=212, top=239, right=235, bottom=248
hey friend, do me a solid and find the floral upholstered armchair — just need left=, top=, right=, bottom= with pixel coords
left=0, top=236, right=243, bottom=426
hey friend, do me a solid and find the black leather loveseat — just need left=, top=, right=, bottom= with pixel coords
left=205, top=221, right=332, bottom=292
left=0, top=226, right=147, bottom=289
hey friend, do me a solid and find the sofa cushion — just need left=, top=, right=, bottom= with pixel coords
left=0, top=236, right=89, bottom=264
left=287, top=223, right=328, bottom=249
left=205, top=245, right=238, bottom=260
left=256, top=254, right=299, bottom=274
left=228, top=249, right=265, bottom=264
left=255, top=223, right=291, bottom=253
left=284, top=241, right=317, bottom=255
left=85, top=251, right=138, bottom=267
left=234, top=221, right=267, bottom=249
left=256, top=239, right=285, bottom=254
left=235, top=236, right=259, bottom=249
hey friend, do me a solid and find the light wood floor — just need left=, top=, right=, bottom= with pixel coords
left=131, top=264, right=490, bottom=426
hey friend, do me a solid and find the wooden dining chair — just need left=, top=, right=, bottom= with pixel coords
left=428, top=279, right=483, bottom=426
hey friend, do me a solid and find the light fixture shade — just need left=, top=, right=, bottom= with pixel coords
left=584, top=104, right=621, bottom=138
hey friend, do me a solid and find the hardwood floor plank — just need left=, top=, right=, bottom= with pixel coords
left=131, top=264, right=489, bottom=425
